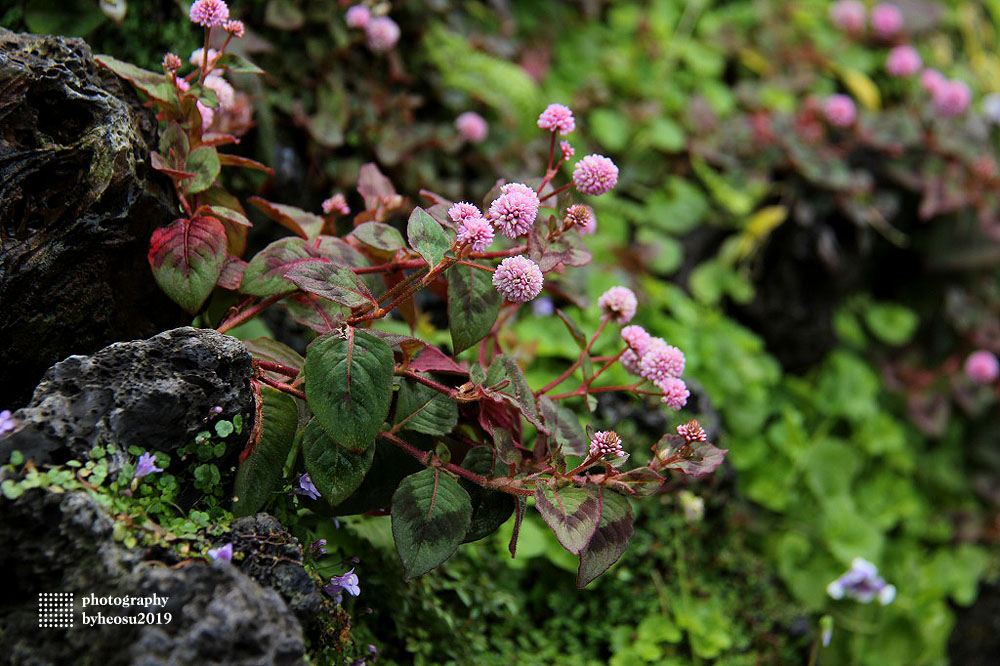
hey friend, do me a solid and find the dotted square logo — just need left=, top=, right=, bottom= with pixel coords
left=38, top=592, right=74, bottom=628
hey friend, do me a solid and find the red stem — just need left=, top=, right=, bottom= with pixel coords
left=255, top=360, right=300, bottom=378
left=258, top=374, right=306, bottom=400
left=217, top=293, right=290, bottom=334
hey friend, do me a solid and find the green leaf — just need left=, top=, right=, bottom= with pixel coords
left=485, top=356, right=544, bottom=430
left=656, top=434, right=728, bottom=476
left=353, top=222, right=406, bottom=254
left=394, top=377, right=459, bottom=436
left=555, top=309, right=587, bottom=349
left=184, top=146, right=221, bottom=194
left=407, top=207, right=451, bottom=269
left=284, top=261, right=378, bottom=310
left=243, top=338, right=303, bottom=378
left=148, top=216, right=227, bottom=313
left=303, top=328, right=394, bottom=452
left=460, top=447, right=515, bottom=543
left=864, top=302, right=919, bottom=346
left=577, top=490, right=634, bottom=588
left=95, top=55, right=176, bottom=104
left=214, top=52, right=265, bottom=74
left=240, top=237, right=325, bottom=297
left=233, top=388, right=298, bottom=518
left=391, top=469, right=472, bottom=579
left=447, top=263, right=501, bottom=354
left=332, top=439, right=423, bottom=515
left=534, top=485, right=602, bottom=554
left=539, top=396, right=588, bottom=458
left=301, top=418, right=375, bottom=506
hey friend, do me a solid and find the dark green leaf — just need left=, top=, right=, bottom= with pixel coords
left=283, top=293, right=347, bottom=334
left=394, top=377, right=459, bottom=436
left=184, top=146, right=221, bottom=194
left=539, top=396, right=588, bottom=458
left=577, top=490, right=634, bottom=588
left=460, top=447, right=515, bottom=543
left=148, top=216, right=227, bottom=313
left=304, top=328, right=394, bottom=452
left=407, top=207, right=451, bottom=269
left=534, top=485, right=602, bottom=554
left=233, top=388, right=298, bottom=517
left=353, top=222, right=406, bottom=254
left=242, top=338, right=303, bottom=382
left=485, top=356, right=544, bottom=430
left=301, top=419, right=375, bottom=506
left=331, top=438, right=423, bottom=515
left=285, top=261, right=377, bottom=310
left=240, top=237, right=324, bottom=297
left=447, top=263, right=501, bottom=354
left=392, top=469, right=472, bottom=578
left=612, top=467, right=665, bottom=497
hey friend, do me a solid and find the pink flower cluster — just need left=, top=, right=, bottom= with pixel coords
left=589, top=431, right=625, bottom=459
left=964, top=350, right=999, bottom=384
left=493, top=255, right=544, bottom=302
left=537, top=103, right=576, bottom=135
left=189, top=0, right=229, bottom=27
left=871, top=3, right=903, bottom=39
left=456, top=112, right=488, bottom=143
left=564, top=204, right=596, bottom=234
left=598, top=286, right=637, bottom=324
left=573, top=154, right=619, bottom=196
left=345, top=6, right=399, bottom=53
left=322, top=194, right=350, bottom=216
left=932, top=78, right=972, bottom=117
left=450, top=202, right=494, bottom=252
left=677, top=421, right=707, bottom=442
left=618, top=325, right=689, bottom=410
left=886, top=45, right=922, bottom=77
left=830, top=1, right=865, bottom=34
left=823, top=94, right=857, bottom=127
left=560, top=141, right=575, bottom=160
left=488, top=183, right=540, bottom=239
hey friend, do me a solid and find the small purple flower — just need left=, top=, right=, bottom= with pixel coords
left=827, top=557, right=896, bottom=605
left=493, top=255, right=544, bottom=303
left=324, top=568, right=361, bottom=603
left=345, top=5, right=371, bottom=29
left=456, top=216, right=495, bottom=252
left=920, top=68, right=945, bottom=95
left=532, top=296, right=555, bottom=317
left=965, top=350, right=999, bottom=384
left=658, top=377, right=690, bottom=410
left=563, top=204, right=595, bottom=233
left=208, top=543, right=233, bottom=562
left=537, top=103, right=575, bottom=135
left=365, top=16, right=400, bottom=53
left=487, top=183, right=540, bottom=239
left=830, top=0, right=865, bottom=34
left=589, top=430, right=625, bottom=458
left=189, top=0, right=229, bottom=27
left=456, top=111, right=489, bottom=143
left=134, top=452, right=164, bottom=480
left=294, top=473, right=322, bottom=500
left=309, top=539, right=328, bottom=556
left=886, top=45, right=921, bottom=77
left=0, top=410, right=17, bottom=437
left=823, top=95, right=857, bottom=128
left=598, top=286, right=638, bottom=324
left=871, top=3, right=903, bottom=39
left=573, top=154, right=619, bottom=196
left=933, top=79, right=972, bottom=117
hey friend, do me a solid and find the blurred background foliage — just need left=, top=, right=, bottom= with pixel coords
left=5, top=0, right=1000, bottom=663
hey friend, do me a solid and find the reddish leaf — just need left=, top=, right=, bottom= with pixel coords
left=410, top=346, right=467, bottom=375
left=148, top=216, right=227, bottom=313
left=283, top=293, right=347, bottom=333
left=284, top=261, right=378, bottom=310
left=240, top=237, right=326, bottom=297
left=358, top=162, right=398, bottom=211
left=218, top=153, right=274, bottom=174
left=248, top=196, right=325, bottom=240
left=656, top=434, right=728, bottom=476
left=217, top=256, right=247, bottom=290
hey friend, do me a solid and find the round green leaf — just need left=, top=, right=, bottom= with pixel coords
left=391, top=468, right=472, bottom=579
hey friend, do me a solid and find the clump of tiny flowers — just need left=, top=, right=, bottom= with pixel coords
left=293, top=473, right=321, bottom=500
left=324, top=569, right=361, bottom=603
left=189, top=0, right=229, bottom=27
left=208, top=542, right=234, bottom=562
left=493, top=255, right=544, bottom=302
left=133, top=452, right=163, bottom=480
left=589, top=431, right=625, bottom=459
left=223, top=19, right=244, bottom=38
left=920, top=68, right=946, bottom=95
left=449, top=202, right=481, bottom=223
left=456, top=111, right=488, bottom=143
left=345, top=5, right=370, bottom=29
left=830, top=0, right=865, bottom=34
left=871, top=3, right=903, bottom=39
left=488, top=183, right=540, bottom=239
left=162, top=53, right=182, bottom=73
left=456, top=216, right=494, bottom=252
left=658, top=377, right=690, bottom=410
left=0, top=410, right=17, bottom=437
left=573, top=154, right=619, bottom=196
left=677, top=420, right=707, bottom=442
left=933, top=79, right=972, bottom=117
left=564, top=204, right=596, bottom=234
left=827, top=558, right=896, bottom=605
left=190, top=47, right=219, bottom=68
left=620, top=325, right=653, bottom=374
left=322, top=194, right=350, bottom=216
left=823, top=94, right=857, bottom=128
left=366, top=16, right=400, bottom=53
left=560, top=141, right=575, bottom=160
left=964, top=350, right=999, bottom=384
left=537, top=103, right=575, bottom=135
left=597, top=286, right=638, bottom=324
left=886, top=45, right=921, bottom=77
left=639, top=340, right=686, bottom=383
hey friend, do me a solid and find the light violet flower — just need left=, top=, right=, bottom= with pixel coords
left=223, top=19, right=245, bottom=38
left=134, top=452, right=164, bottom=480
left=827, top=558, right=896, bottom=605
left=208, top=543, right=233, bottom=562
left=455, top=216, right=494, bottom=252
left=205, top=74, right=235, bottom=109
left=345, top=5, right=370, bottom=29
left=639, top=340, right=686, bottom=383
left=324, top=568, right=361, bottom=603
left=449, top=202, right=482, bottom=223
left=823, top=94, right=857, bottom=127
left=493, top=255, right=544, bottom=302
left=933, top=79, right=972, bottom=117
left=293, top=473, right=322, bottom=500
left=532, top=297, right=555, bottom=317
left=589, top=430, right=625, bottom=458
left=365, top=16, right=400, bottom=53
left=573, top=154, right=619, bottom=196
left=456, top=112, right=488, bottom=143
left=537, top=103, right=575, bottom=135
left=871, top=3, right=903, bottom=39
left=0, top=410, right=17, bottom=437
left=322, top=193, right=350, bottom=216
left=560, top=141, right=575, bottom=160
left=189, top=0, right=229, bottom=27
left=677, top=420, right=707, bottom=442
left=658, top=377, right=690, bottom=410
left=829, top=0, right=865, bottom=34
left=920, top=69, right=946, bottom=95
left=983, top=93, right=1000, bottom=124
left=598, top=286, right=638, bottom=324
left=886, top=45, right=921, bottom=77
left=488, top=183, right=540, bottom=239
left=964, top=350, right=999, bottom=384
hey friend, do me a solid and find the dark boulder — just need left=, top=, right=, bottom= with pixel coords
left=0, top=28, right=185, bottom=408
left=0, top=327, right=254, bottom=471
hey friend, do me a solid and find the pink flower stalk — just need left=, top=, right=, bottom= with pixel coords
left=598, top=286, right=638, bottom=324
left=560, top=141, right=575, bottom=160
left=658, top=377, right=690, bottom=410
left=488, top=183, right=540, bottom=239
left=639, top=340, right=686, bottom=383
left=456, top=111, right=489, bottom=143
left=824, top=94, right=857, bottom=127
left=537, top=103, right=575, bottom=135
left=886, top=45, right=922, bottom=77
left=871, top=3, right=903, bottom=39
left=322, top=194, right=350, bottom=216
left=677, top=420, right=707, bottom=442
left=163, top=53, right=182, bottom=73
left=189, top=0, right=229, bottom=27
left=456, top=216, right=495, bottom=252
left=366, top=16, right=400, bottom=53
left=573, top=154, right=619, bottom=196
left=345, top=5, right=371, bottom=29
left=448, top=202, right=482, bottom=223
left=830, top=0, right=866, bottom=34
left=589, top=430, right=625, bottom=458
left=933, top=79, right=972, bottom=117
left=964, top=350, right=1000, bottom=384
left=223, top=19, right=245, bottom=38
left=621, top=325, right=653, bottom=375
left=493, top=255, right=544, bottom=302
left=920, top=69, right=946, bottom=95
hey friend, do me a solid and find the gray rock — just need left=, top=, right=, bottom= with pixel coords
left=0, top=488, right=307, bottom=666
left=0, top=29, right=186, bottom=408
left=0, top=327, right=254, bottom=470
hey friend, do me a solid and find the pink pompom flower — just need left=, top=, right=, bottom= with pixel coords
left=163, top=53, right=182, bottom=73
left=322, top=194, right=350, bottom=216
left=598, top=286, right=638, bottom=324
left=886, top=45, right=922, bottom=77
left=345, top=5, right=371, bottom=29
left=920, top=69, right=946, bottom=95
left=537, top=103, right=575, bottom=135
left=677, top=420, right=707, bottom=442
left=621, top=325, right=653, bottom=375
left=964, top=350, right=1000, bottom=384
left=563, top=204, right=596, bottom=234
left=830, top=0, right=866, bottom=34
left=223, top=19, right=245, bottom=37
left=573, top=154, right=619, bottom=196
left=871, top=3, right=903, bottom=39
left=933, top=79, right=972, bottom=117
left=448, top=202, right=482, bottom=223
left=190, top=0, right=229, bottom=27
left=560, top=141, right=575, bottom=160
left=456, top=111, right=489, bottom=143
left=824, top=94, right=857, bottom=127
left=639, top=340, right=686, bottom=384
left=456, top=216, right=495, bottom=252
left=366, top=16, right=400, bottom=53
left=658, top=377, right=690, bottom=410
left=493, top=255, right=544, bottom=302
left=589, top=431, right=625, bottom=458
left=488, top=183, right=540, bottom=239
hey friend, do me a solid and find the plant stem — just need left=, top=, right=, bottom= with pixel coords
left=536, top=318, right=609, bottom=396
left=397, top=369, right=458, bottom=399
left=539, top=182, right=573, bottom=203
left=216, top=292, right=290, bottom=334
left=258, top=374, right=306, bottom=400
left=255, top=360, right=300, bottom=378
